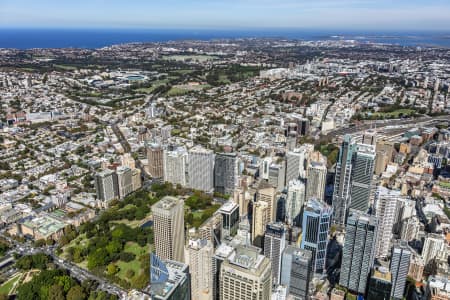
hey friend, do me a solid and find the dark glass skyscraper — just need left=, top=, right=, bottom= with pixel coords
left=339, top=210, right=378, bottom=294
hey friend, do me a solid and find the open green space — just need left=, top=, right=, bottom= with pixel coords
left=371, top=108, right=416, bottom=118
left=162, top=54, right=218, bottom=62
left=0, top=273, right=21, bottom=295
left=53, top=64, right=78, bottom=71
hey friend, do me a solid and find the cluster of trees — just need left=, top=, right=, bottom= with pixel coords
left=16, top=254, right=51, bottom=270
left=185, top=191, right=221, bottom=228
left=17, top=269, right=117, bottom=300
left=206, top=65, right=261, bottom=86
left=150, top=182, right=189, bottom=199
left=316, top=143, right=339, bottom=167
left=0, top=241, right=9, bottom=257
left=57, top=190, right=155, bottom=289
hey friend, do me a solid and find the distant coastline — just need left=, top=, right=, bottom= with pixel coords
left=1, top=28, right=450, bottom=49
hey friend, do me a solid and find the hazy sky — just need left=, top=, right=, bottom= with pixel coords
left=1, top=0, right=450, bottom=30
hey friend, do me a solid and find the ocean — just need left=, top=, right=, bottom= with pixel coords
left=0, top=28, right=450, bottom=49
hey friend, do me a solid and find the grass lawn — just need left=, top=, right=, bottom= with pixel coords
left=0, top=273, right=22, bottom=295
left=115, top=242, right=149, bottom=283
left=54, top=64, right=78, bottom=70
left=371, top=108, right=416, bottom=118
left=167, top=86, right=190, bottom=96
left=162, top=55, right=217, bottom=62
left=111, top=218, right=144, bottom=228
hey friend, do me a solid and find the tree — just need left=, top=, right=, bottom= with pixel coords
left=67, top=285, right=86, bottom=300
left=106, top=263, right=118, bottom=276
left=48, top=284, right=65, bottom=300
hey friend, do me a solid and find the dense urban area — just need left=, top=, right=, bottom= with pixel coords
left=0, top=38, right=449, bottom=300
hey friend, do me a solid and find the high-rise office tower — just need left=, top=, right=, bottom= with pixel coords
left=163, top=147, right=188, bottom=187
left=390, top=241, right=411, bottom=300
left=362, top=129, right=377, bottom=146
left=286, top=179, right=306, bottom=226
left=260, top=157, right=272, bottom=180
left=332, top=135, right=356, bottom=225
left=212, top=243, right=234, bottom=300
left=150, top=255, right=191, bottom=300
left=297, top=118, right=310, bottom=136
left=187, top=239, right=214, bottom=300
left=147, top=143, right=164, bottom=179
left=339, top=210, right=377, bottom=294
left=349, top=143, right=376, bottom=212
left=285, top=144, right=314, bottom=183
left=116, top=166, right=133, bottom=199
left=152, top=196, right=185, bottom=262
left=263, top=223, right=286, bottom=285
left=366, top=267, right=392, bottom=300
left=422, top=234, right=446, bottom=266
left=257, top=186, right=277, bottom=223
left=252, top=201, right=270, bottom=247
left=281, top=246, right=312, bottom=300
left=94, top=169, right=118, bottom=203
left=131, top=168, right=142, bottom=191
left=374, top=139, right=394, bottom=175
left=374, top=187, right=402, bottom=259
left=220, top=246, right=272, bottom=300
left=306, top=161, right=327, bottom=201
left=268, top=163, right=286, bottom=192
left=214, top=153, right=238, bottom=195
left=300, top=199, right=332, bottom=274
left=218, top=201, right=239, bottom=239
left=188, top=146, right=215, bottom=193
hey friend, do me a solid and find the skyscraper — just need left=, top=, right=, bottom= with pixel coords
left=94, top=169, right=118, bottom=203
left=257, top=186, right=277, bottom=223
left=214, top=153, right=237, bottom=195
left=339, top=210, right=377, bottom=294
left=116, top=166, right=133, bottom=199
left=150, top=255, right=191, bottom=300
left=349, top=143, right=375, bottom=212
left=152, top=196, right=185, bottom=262
left=188, top=146, right=215, bottom=193
left=374, top=187, right=403, bottom=258
left=252, top=201, right=270, bottom=247
left=286, top=179, right=306, bottom=226
left=390, top=241, right=411, bottom=300
left=366, top=267, right=392, bottom=300
left=163, top=147, right=188, bottom=187
left=263, top=222, right=286, bottom=285
left=268, top=163, right=286, bottom=192
left=285, top=145, right=314, bottom=183
left=131, top=168, right=142, bottom=191
left=220, top=246, right=272, bottom=300
left=147, top=142, right=164, bottom=179
left=306, top=160, right=327, bottom=201
left=218, top=201, right=239, bottom=239
left=300, top=198, right=332, bottom=274
left=281, top=246, right=312, bottom=300
left=332, top=135, right=356, bottom=225
left=187, top=238, right=214, bottom=300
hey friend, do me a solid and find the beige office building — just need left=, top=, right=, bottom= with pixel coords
left=252, top=201, right=270, bottom=247
left=220, top=246, right=272, bottom=300
left=187, top=238, right=214, bottom=300
left=257, top=186, right=277, bottom=223
left=152, top=196, right=185, bottom=262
